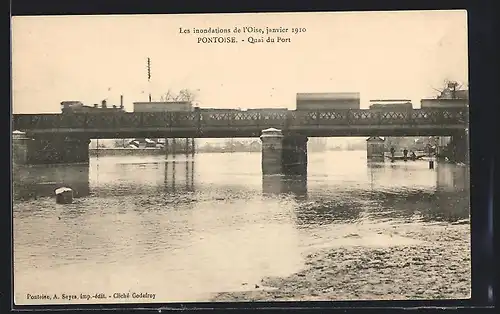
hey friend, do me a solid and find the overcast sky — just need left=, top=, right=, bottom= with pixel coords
left=12, top=10, right=468, bottom=114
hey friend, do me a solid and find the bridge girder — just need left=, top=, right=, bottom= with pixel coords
left=13, top=108, right=468, bottom=139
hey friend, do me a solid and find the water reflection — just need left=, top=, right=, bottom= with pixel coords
left=294, top=197, right=364, bottom=227
left=365, top=159, right=470, bottom=223
left=12, top=164, right=90, bottom=200
left=13, top=151, right=471, bottom=303
left=262, top=175, right=307, bottom=199
left=164, top=159, right=195, bottom=193
left=89, top=156, right=196, bottom=197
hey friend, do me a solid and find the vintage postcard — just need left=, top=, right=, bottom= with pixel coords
left=11, top=10, right=470, bottom=305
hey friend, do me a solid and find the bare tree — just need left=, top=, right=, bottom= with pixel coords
left=431, top=79, right=467, bottom=99
left=161, top=89, right=199, bottom=103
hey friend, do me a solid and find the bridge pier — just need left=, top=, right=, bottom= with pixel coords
left=25, top=136, right=90, bottom=165
left=282, top=134, right=308, bottom=176
left=12, top=131, right=31, bottom=165
left=260, top=128, right=284, bottom=175
left=260, top=128, right=308, bottom=176
left=447, top=131, right=469, bottom=164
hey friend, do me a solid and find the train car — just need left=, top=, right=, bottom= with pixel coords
left=296, top=92, right=360, bottom=110
left=246, top=108, right=289, bottom=114
left=61, top=100, right=125, bottom=114
left=420, top=98, right=468, bottom=109
left=199, top=108, right=241, bottom=111
left=369, top=99, right=413, bottom=111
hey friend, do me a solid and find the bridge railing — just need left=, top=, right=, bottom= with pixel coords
left=198, top=110, right=289, bottom=128
left=12, top=108, right=468, bottom=132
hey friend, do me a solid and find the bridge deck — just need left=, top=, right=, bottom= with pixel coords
left=12, top=109, right=468, bottom=138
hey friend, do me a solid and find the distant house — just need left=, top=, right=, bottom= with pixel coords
left=366, top=136, right=385, bottom=158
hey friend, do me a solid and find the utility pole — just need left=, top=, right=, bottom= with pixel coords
left=147, top=57, right=152, bottom=102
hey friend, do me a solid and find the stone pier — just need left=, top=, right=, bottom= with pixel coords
left=260, top=128, right=284, bottom=175
left=282, top=134, right=308, bottom=176
left=447, top=131, right=469, bottom=164
left=260, top=128, right=308, bottom=176
left=12, top=131, right=31, bottom=165
left=24, top=136, right=91, bottom=165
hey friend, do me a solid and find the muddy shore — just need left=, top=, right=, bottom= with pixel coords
left=211, top=221, right=470, bottom=301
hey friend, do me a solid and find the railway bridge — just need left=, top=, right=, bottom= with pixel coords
left=12, top=108, right=469, bottom=173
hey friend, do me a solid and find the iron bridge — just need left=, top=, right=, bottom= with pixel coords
left=12, top=108, right=468, bottom=138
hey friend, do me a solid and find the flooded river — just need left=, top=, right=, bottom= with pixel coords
left=12, top=151, right=470, bottom=304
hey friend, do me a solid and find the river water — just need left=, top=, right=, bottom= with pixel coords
left=12, top=150, right=470, bottom=304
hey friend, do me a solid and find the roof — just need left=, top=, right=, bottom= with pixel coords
left=297, top=92, right=360, bottom=101
left=133, top=101, right=192, bottom=105
left=369, top=99, right=411, bottom=102
left=421, top=98, right=468, bottom=102
left=366, top=136, right=385, bottom=142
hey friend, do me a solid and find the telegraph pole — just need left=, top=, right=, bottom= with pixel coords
left=147, top=57, right=152, bottom=102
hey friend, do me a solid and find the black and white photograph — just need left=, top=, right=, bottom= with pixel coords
left=11, top=10, right=470, bottom=305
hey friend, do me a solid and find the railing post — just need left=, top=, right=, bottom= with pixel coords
left=138, top=112, right=143, bottom=128
left=407, top=109, right=413, bottom=125
left=284, top=111, right=291, bottom=131
left=441, top=109, right=447, bottom=124
left=83, top=113, right=88, bottom=129
left=195, top=108, right=201, bottom=134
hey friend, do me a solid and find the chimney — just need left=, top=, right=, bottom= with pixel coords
left=120, top=95, right=124, bottom=108
left=101, top=99, right=107, bottom=108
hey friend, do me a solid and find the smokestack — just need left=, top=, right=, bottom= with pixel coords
left=120, top=95, right=124, bottom=108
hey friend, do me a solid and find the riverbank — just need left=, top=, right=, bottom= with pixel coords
left=89, top=148, right=262, bottom=156
left=211, top=220, right=470, bottom=301
left=89, top=148, right=165, bottom=157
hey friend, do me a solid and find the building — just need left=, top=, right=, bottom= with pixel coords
left=366, top=137, right=386, bottom=159
left=296, top=92, right=360, bottom=110
left=133, top=101, right=193, bottom=112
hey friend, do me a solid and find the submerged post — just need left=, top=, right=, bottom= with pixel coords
left=260, top=128, right=284, bottom=175
left=172, top=138, right=177, bottom=157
